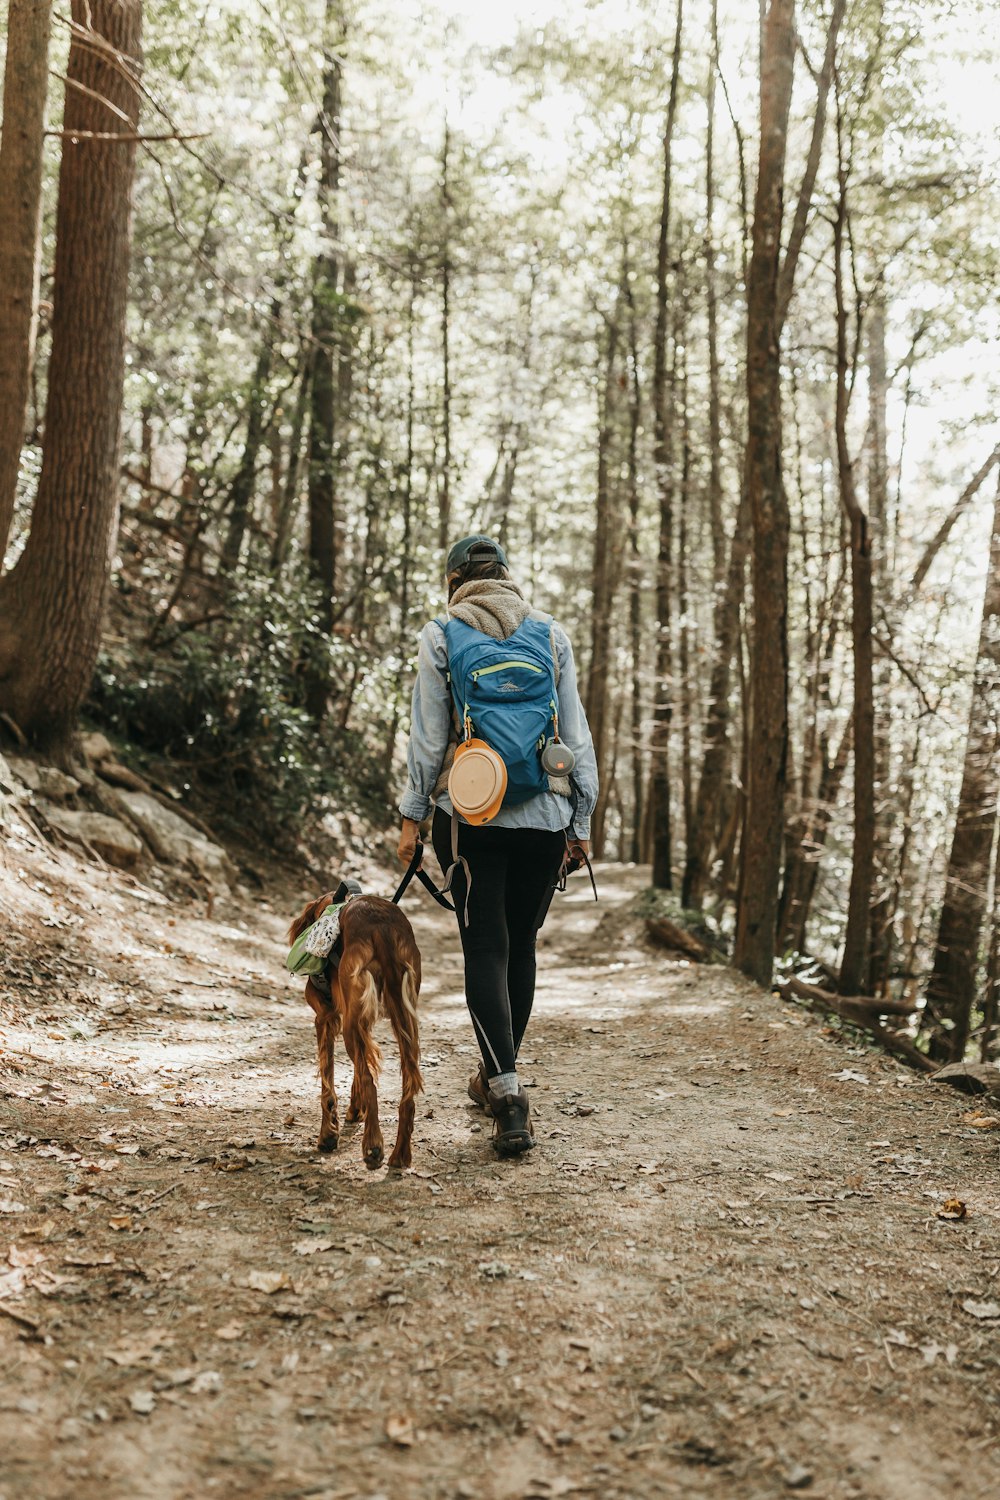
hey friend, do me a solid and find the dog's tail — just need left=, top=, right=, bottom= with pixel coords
left=397, top=963, right=424, bottom=1098
left=339, top=947, right=382, bottom=1079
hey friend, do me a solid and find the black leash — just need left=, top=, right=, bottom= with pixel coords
left=392, top=841, right=455, bottom=912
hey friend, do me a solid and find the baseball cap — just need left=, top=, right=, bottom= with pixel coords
left=446, top=534, right=509, bottom=575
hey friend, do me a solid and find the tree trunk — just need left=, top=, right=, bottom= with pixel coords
left=833, top=137, right=876, bottom=998
left=221, top=310, right=277, bottom=574
left=704, top=0, right=725, bottom=591
left=304, top=6, right=346, bottom=720
left=649, top=0, right=684, bottom=891
left=587, top=302, right=622, bottom=857
left=681, top=485, right=750, bottom=907
left=623, top=255, right=645, bottom=864
left=678, top=342, right=694, bottom=851
left=0, top=0, right=53, bottom=557
left=923, top=470, right=1000, bottom=1062
left=866, top=295, right=894, bottom=994
left=271, top=351, right=312, bottom=574
left=438, top=120, right=453, bottom=556
left=0, top=0, right=142, bottom=752
left=732, top=0, right=796, bottom=986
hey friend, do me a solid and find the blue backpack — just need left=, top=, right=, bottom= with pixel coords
left=441, top=615, right=558, bottom=806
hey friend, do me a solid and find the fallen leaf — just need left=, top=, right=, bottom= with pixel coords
left=109, top=1215, right=133, bottom=1232
left=961, top=1298, right=1000, bottom=1320
left=962, top=1112, right=1000, bottom=1130
left=190, top=1370, right=222, bottom=1394
left=385, top=1412, right=416, bottom=1447
left=0, top=1200, right=27, bottom=1215
left=129, top=1389, right=156, bottom=1415
left=833, top=1069, right=870, bottom=1084
left=936, top=1198, right=967, bottom=1221
left=244, top=1269, right=290, bottom=1295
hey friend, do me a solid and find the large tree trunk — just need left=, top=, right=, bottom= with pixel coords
left=0, top=0, right=142, bottom=753
left=833, top=161, right=876, bottom=997
left=732, top=0, right=796, bottom=986
left=648, top=0, right=684, bottom=891
left=305, top=3, right=344, bottom=720
left=923, top=471, right=1000, bottom=1062
left=0, top=0, right=53, bottom=558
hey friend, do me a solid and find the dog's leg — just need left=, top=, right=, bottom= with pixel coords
left=344, top=1033, right=364, bottom=1124
left=315, top=1009, right=340, bottom=1152
left=387, top=963, right=423, bottom=1170
left=344, top=1017, right=383, bottom=1169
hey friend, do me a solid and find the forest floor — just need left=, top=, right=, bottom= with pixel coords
left=1, top=835, right=1000, bottom=1500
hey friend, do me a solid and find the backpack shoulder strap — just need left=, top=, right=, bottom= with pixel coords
left=527, top=609, right=560, bottom=687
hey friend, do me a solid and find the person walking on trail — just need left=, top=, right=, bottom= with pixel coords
left=397, top=534, right=599, bottom=1158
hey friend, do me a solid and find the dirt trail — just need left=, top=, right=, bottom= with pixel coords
left=1, top=843, right=999, bottom=1500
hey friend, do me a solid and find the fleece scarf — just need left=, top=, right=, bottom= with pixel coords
left=446, top=577, right=531, bottom=640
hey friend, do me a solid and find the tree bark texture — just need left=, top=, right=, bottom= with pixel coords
left=923, top=471, right=1000, bottom=1062
left=833, top=173, right=876, bottom=997
left=866, top=296, right=894, bottom=994
left=586, top=303, right=622, bottom=857
left=0, top=0, right=142, bottom=751
left=305, top=6, right=343, bottom=719
left=732, top=0, right=796, bottom=986
left=0, top=0, right=53, bottom=557
left=649, top=0, right=684, bottom=891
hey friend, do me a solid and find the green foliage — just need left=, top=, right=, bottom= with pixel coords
left=89, top=569, right=393, bottom=825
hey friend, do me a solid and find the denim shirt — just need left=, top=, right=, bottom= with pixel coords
left=398, top=617, right=599, bottom=837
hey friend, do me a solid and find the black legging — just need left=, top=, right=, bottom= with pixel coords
left=432, top=807, right=566, bottom=1078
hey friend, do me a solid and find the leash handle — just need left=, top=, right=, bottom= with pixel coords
left=392, top=840, right=456, bottom=912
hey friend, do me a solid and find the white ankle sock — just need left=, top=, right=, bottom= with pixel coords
left=488, top=1071, right=519, bottom=1098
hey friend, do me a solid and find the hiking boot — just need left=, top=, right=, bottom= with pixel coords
left=489, top=1088, right=535, bottom=1157
left=467, top=1064, right=490, bottom=1111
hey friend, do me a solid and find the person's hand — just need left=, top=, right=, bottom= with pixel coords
left=567, top=837, right=590, bottom=865
left=398, top=818, right=423, bottom=867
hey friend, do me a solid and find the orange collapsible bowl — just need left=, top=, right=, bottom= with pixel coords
left=448, top=738, right=507, bottom=825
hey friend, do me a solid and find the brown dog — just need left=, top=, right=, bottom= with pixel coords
left=288, top=893, right=423, bottom=1169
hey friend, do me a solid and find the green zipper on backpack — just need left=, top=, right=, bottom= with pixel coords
left=470, top=660, right=543, bottom=683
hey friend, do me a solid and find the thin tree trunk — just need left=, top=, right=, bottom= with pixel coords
left=220, top=309, right=277, bottom=574
left=833, top=144, right=876, bottom=997
left=271, top=351, right=311, bottom=574
left=681, top=486, right=750, bottom=907
left=0, top=0, right=53, bottom=557
left=0, top=0, right=142, bottom=752
left=866, top=295, right=893, bottom=994
left=909, top=442, right=1000, bottom=594
left=678, top=344, right=694, bottom=850
left=774, top=0, right=847, bottom=329
left=923, top=471, right=1000, bottom=1062
left=623, top=255, right=645, bottom=864
left=649, top=0, right=685, bottom=891
left=704, top=0, right=724, bottom=591
left=305, top=3, right=344, bottom=719
left=777, top=713, right=853, bottom=954
left=438, top=120, right=453, bottom=556
left=732, top=0, right=796, bottom=985
left=587, top=301, right=622, bottom=856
